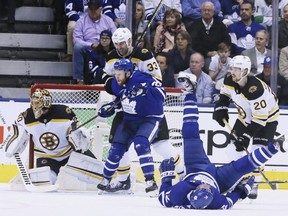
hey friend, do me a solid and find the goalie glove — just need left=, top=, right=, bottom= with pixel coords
left=68, top=122, right=91, bottom=152
left=127, top=83, right=148, bottom=98
left=159, top=157, right=175, bottom=183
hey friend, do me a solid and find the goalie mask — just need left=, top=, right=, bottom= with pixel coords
left=229, top=55, right=251, bottom=85
left=31, top=89, right=52, bottom=119
left=190, top=184, right=213, bottom=209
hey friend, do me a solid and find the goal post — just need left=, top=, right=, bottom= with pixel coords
left=29, top=83, right=185, bottom=182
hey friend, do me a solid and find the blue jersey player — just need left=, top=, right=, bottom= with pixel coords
left=97, top=59, right=166, bottom=196
left=158, top=72, right=288, bottom=209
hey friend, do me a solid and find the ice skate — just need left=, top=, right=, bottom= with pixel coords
left=177, top=72, right=197, bottom=94
left=248, top=183, right=258, bottom=199
left=97, top=178, right=111, bottom=194
left=107, top=175, right=132, bottom=194
left=273, top=134, right=288, bottom=153
left=145, top=178, right=158, bottom=198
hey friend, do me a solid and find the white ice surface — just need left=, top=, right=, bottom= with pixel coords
left=0, top=184, right=288, bottom=216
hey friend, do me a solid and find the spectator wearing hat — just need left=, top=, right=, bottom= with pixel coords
left=73, top=0, right=117, bottom=84
left=88, top=30, right=114, bottom=84
left=256, top=56, right=288, bottom=106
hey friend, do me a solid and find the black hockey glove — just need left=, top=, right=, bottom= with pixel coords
left=235, top=176, right=255, bottom=199
left=234, top=133, right=251, bottom=152
left=213, top=106, right=229, bottom=127
left=159, top=157, right=175, bottom=183
left=127, top=83, right=148, bottom=98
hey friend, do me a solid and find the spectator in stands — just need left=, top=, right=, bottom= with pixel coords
left=134, top=1, right=146, bottom=35
left=167, top=30, right=195, bottom=79
left=279, top=46, right=288, bottom=81
left=72, top=0, right=116, bottom=84
left=209, top=42, right=232, bottom=82
left=88, top=30, right=114, bottom=84
left=102, top=0, right=126, bottom=27
left=279, top=4, right=288, bottom=49
left=0, top=0, right=23, bottom=33
left=177, top=52, right=214, bottom=104
left=64, top=0, right=89, bottom=62
left=228, top=1, right=266, bottom=55
left=257, top=56, right=288, bottom=106
left=241, top=29, right=271, bottom=75
left=254, top=0, right=288, bottom=29
left=155, top=52, right=175, bottom=87
left=142, top=0, right=182, bottom=24
left=181, top=0, right=221, bottom=28
left=153, top=8, right=185, bottom=53
left=220, top=0, right=242, bottom=27
left=188, top=1, right=231, bottom=73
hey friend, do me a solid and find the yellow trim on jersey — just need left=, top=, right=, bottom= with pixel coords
left=107, top=58, right=119, bottom=64
left=26, top=121, right=41, bottom=127
left=34, top=145, right=73, bottom=159
left=50, top=119, right=71, bottom=123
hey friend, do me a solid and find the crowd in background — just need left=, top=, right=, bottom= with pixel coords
left=1, top=0, right=288, bottom=105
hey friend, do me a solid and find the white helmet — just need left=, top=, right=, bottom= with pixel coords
left=112, top=27, right=132, bottom=47
left=229, top=55, right=251, bottom=84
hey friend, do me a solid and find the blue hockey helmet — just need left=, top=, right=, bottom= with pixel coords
left=190, top=184, right=213, bottom=209
left=114, top=58, right=134, bottom=73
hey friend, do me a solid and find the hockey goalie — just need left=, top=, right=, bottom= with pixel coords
left=4, top=89, right=104, bottom=191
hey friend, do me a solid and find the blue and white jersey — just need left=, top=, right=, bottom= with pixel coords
left=65, top=0, right=89, bottom=21
left=228, top=20, right=265, bottom=54
left=158, top=171, right=239, bottom=210
left=102, top=0, right=126, bottom=21
left=111, top=70, right=166, bottom=121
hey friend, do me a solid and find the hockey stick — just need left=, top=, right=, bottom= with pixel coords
left=75, top=88, right=145, bottom=131
left=223, top=119, right=277, bottom=190
left=130, top=0, right=164, bottom=56
left=256, top=180, right=288, bottom=184
left=14, top=153, right=58, bottom=192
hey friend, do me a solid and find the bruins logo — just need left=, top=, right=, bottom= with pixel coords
left=249, top=86, right=257, bottom=93
left=40, top=132, right=59, bottom=150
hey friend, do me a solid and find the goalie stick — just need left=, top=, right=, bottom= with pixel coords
left=223, top=119, right=277, bottom=190
left=14, top=153, right=58, bottom=192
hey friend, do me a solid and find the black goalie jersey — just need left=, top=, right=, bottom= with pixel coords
left=16, top=105, right=77, bottom=161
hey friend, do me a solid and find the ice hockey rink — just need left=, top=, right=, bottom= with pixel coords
left=0, top=183, right=287, bottom=216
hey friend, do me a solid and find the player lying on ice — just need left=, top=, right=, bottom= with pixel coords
left=158, top=72, right=287, bottom=209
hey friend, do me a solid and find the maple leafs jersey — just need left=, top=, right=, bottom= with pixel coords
left=110, top=70, right=165, bottom=121
left=220, top=74, right=279, bottom=127
left=103, top=48, right=162, bottom=81
left=159, top=172, right=241, bottom=210
left=16, top=105, right=77, bottom=161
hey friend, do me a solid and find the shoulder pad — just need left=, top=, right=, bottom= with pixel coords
left=241, top=77, right=264, bottom=100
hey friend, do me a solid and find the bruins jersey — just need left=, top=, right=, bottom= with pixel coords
left=220, top=74, right=279, bottom=127
left=17, top=105, right=77, bottom=161
left=103, top=47, right=162, bottom=81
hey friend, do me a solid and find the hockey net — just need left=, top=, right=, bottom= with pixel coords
left=30, top=83, right=185, bottom=182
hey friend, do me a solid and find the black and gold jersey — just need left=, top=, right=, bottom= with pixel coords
left=221, top=74, right=279, bottom=127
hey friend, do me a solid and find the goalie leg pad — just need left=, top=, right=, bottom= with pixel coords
left=65, top=151, right=104, bottom=185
